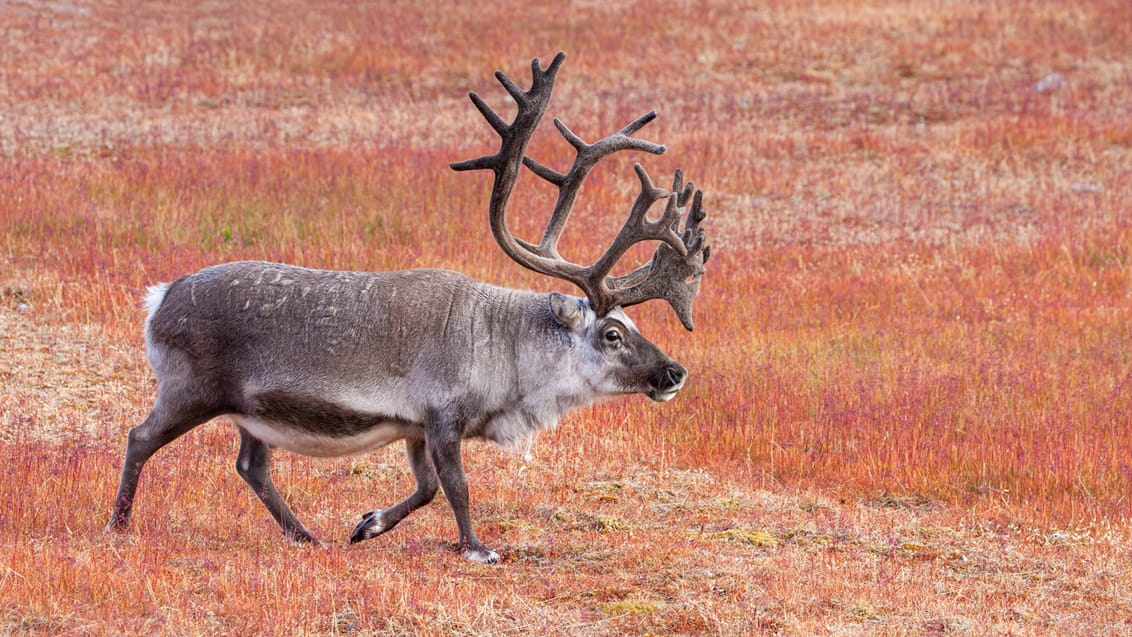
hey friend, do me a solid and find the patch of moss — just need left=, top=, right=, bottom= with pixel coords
left=599, top=600, right=661, bottom=615
left=702, top=528, right=777, bottom=547
left=595, top=515, right=631, bottom=532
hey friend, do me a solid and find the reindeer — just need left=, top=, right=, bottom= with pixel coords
left=105, top=52, right=709, bottom=563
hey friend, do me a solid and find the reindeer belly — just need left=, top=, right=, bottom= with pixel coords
left=230, top=415, right=419, bottom=457
left=230, top=390, right=423, bottom=457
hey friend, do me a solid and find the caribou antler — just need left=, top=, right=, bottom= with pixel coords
left=451, top=52, right=710, bottom=330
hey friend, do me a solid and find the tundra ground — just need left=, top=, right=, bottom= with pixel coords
left=2, top=0, right=1131, bottom=634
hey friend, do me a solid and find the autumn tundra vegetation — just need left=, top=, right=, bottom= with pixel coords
left=2, top=0, right=1131, bottom=634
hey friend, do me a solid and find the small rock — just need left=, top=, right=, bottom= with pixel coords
left=1035, top=73, right=1066, bottom=93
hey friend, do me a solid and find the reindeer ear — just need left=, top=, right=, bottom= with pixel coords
left=548, top=292, right=585, bottom=330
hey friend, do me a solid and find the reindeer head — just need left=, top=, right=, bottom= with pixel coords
left=546, top=292, right=688, bottom=403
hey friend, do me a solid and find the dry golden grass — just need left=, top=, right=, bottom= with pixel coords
left=3, top=0, right=1132, bottom=634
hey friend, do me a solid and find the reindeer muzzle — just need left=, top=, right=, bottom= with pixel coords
left=648, top=361, right=687, bottom=403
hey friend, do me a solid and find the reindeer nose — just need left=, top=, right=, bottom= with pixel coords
left=661, top=361, right=687, bottom=390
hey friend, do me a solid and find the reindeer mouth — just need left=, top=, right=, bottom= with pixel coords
left=648, top=378, right=685, bottom=403
left=647, top=362, right=687, bottom=402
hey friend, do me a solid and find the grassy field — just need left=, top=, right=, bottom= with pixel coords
left=2, top=0, right=1131, bottom=634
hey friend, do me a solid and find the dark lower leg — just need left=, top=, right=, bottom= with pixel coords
left=427, top=422, right=498, bottom=563
left=235, top=428, right=320, bottom=544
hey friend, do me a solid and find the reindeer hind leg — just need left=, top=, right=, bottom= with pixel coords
left=106, top=393, right=218, bottom=532
left=234, top=427, right=322, bottom=545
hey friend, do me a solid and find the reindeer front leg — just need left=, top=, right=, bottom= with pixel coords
left=350, top=437, right=438, bottom=543
left=426, top=412, right=499, bottom=564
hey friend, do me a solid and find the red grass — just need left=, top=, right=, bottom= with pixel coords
left=3, top=0, right=1132, bottom=633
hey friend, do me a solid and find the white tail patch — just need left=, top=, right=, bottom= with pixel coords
left=143, top=283, right=171, bottom=324
left=144, top=283, right=170, bottom=312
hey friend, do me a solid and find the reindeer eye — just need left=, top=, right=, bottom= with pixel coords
left=603, top=328, right=622, bottom=344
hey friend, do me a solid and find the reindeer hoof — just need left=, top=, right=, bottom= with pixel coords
left=350, top=509, right=392, bottom=544
left=287, top=532, right=326, bottom=548
left=462, top=545, right=500, bottom=564
left=104, top=514, right=134, bottom=534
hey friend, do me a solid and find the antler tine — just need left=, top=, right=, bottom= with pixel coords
left=469, top=93, right=507, bottom=136
left=672, top=169, right=696, bottom=208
